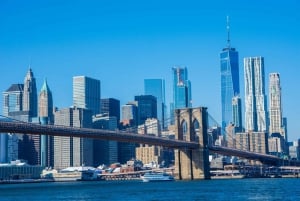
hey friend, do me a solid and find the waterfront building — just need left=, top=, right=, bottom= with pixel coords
left=244, top=57, right=268, bottom=132
left=172, top=66, right=192, bottom=109
left=134, top=95, right=157, bottom=126
left=38, top=79, right=54, bottom=167
left=136, top=146, right=163, bottom=166
left=73, top=76, right=101, bottom=115
left=220, top=17, right=240, bottom=134
left=100, top=98, right=120, bottom=124
left=22, top=68, right=38, bottom=118
left=232, top=96, right=243, bottom=132
left=235, top=132, right=250, bottom=151
left=144, top=79, right=166, bottom=129
left=54, top=107, right=93, bottom=170
left=235, top=131, right=268, bottom=156
left=0, top=160, right=43, bottom=180
left=289, top=139, right=300, bottom=160
left=93, top=114, right=118, bottom=166
left=136, top=118, right=163, bottom=166
left=268, top=133, right=285, bottom=154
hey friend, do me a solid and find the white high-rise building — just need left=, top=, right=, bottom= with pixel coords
left=269, top=73, right=285, bottom=137
left=244, top=57, right=268, bottom=132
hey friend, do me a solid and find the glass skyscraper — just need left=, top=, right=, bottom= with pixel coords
left=172, top=66, right=192, bottom=109
left=134, top=95, right=157, bottom=126
left=73, top=76, right=101, bottom=115
left=144, top=79, right=166, bottom=129
left=220, top=18, right=240, bottom=134
left=232, top=96, right=242, bottom=132
left=244, top=57, right=268, bottom=132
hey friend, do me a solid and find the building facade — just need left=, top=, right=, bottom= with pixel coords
left=38, top=79, right=54, bottom=167
left=134, top=95, right=157, bottom=126
left=22, top=68, right=38, bottom=118
left=54, top=107, right=93, bottom=170
left=244, top=57, right=268, bottom=132
left=93, top=114, right=118, bottom=166
left=144, top=79, right=166, bottom=129
left=73, top=76, right=101, bottom=115
left=100, top=98, right=120, bottom=124
left=3, top=84, right=24, bottom=117
left=232, top=96, right=243, bottom=132
left=269, top=73, right=285, bottom=137
left=172, top=66, right=192, bottom=110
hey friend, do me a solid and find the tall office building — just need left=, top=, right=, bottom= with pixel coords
left=93, top=114, right=118, bottom=166
left=23, top=68, right=38, bottom=118
left=101, top=98, right=120, bottom=124
left=3, top=84, right=24, bottom=117
left=73, top=76, right=100, bottom=115
left=54, top=107, right=93, bottom=169
left=220, top=17, right=240, bottom=134
left=134, top=95, right=157, bottom=126
left=172, top=66, right=192, bottom=109
left=144, top=79, right=166, bottom=129
left=38, top=79, right=54, bottom=167
left=119, top=102, right=138, bottom=163
left=232, top=96, right=242, bottom=132
left=244, top=57, right=268, bottom=132
left=269, top=73, right=284, bottom=137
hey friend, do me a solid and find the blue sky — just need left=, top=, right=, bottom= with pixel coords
left=0, top=0, right=299, bottom=140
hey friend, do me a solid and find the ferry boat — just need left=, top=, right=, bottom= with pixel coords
left=141, top=172, right=175, bottom=182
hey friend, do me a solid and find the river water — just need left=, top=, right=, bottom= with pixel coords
left=0, top=178, right=299, bottom=201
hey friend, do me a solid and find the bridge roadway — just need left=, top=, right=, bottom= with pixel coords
left=0, top=121, right=299, bottom=166
left=0, top=121, right=199, bottom=149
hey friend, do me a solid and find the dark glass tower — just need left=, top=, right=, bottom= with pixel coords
left=100, top=98, right=120, bottom=124
left=134, top=95, right=157, bottom=126
left=144, top=79, right=166, bottom=129
left=220, top=17, right=240, bottom=134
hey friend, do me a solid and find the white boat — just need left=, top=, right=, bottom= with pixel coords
left=141, top=172, right=175, bottom=182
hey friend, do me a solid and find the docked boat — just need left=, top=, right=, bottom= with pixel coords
left=141, top=172, right=175, bottom=182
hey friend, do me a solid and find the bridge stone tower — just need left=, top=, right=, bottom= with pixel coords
left=174, top=107, right=210, bottom=180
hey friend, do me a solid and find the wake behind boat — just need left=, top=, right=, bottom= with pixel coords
left=141, top=172, right=175, bottom=182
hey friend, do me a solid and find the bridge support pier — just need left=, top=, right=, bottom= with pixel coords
left=174, top=107, right=210, bottom=180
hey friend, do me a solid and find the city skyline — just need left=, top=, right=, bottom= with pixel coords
left=0, top=1, right=299, bottom=141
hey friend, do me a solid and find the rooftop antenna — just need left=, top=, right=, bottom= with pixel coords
left=226, top=16, right=230, bottom=48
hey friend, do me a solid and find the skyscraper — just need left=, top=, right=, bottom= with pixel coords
left=232, top=96, right=243, bottom=132
left=144, top=79, right=166, bottom=129
left=93, top=114, right=118, bottom=166
left=54, top=107, right=93, bottom=169
left=101, top=98, right=120, bottom=124
left=134, top=95, right=157, bottom=126
left=244, top=57, right=268, bottom=132
left=172, top=66, right=192, bottom=109
left=3, top=84, right=24, bottom=116
left=73, top=76, right=100, bottom=115
left=38, top=79, right=54, bottom=167
left=269, top=73, right=283, bottom=137
left=23, top=68, right=38, bottom=118
left=220, top=17, right=240, bottom=134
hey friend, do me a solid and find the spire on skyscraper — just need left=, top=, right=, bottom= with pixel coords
left=226, top=16, right=230, bottom=48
